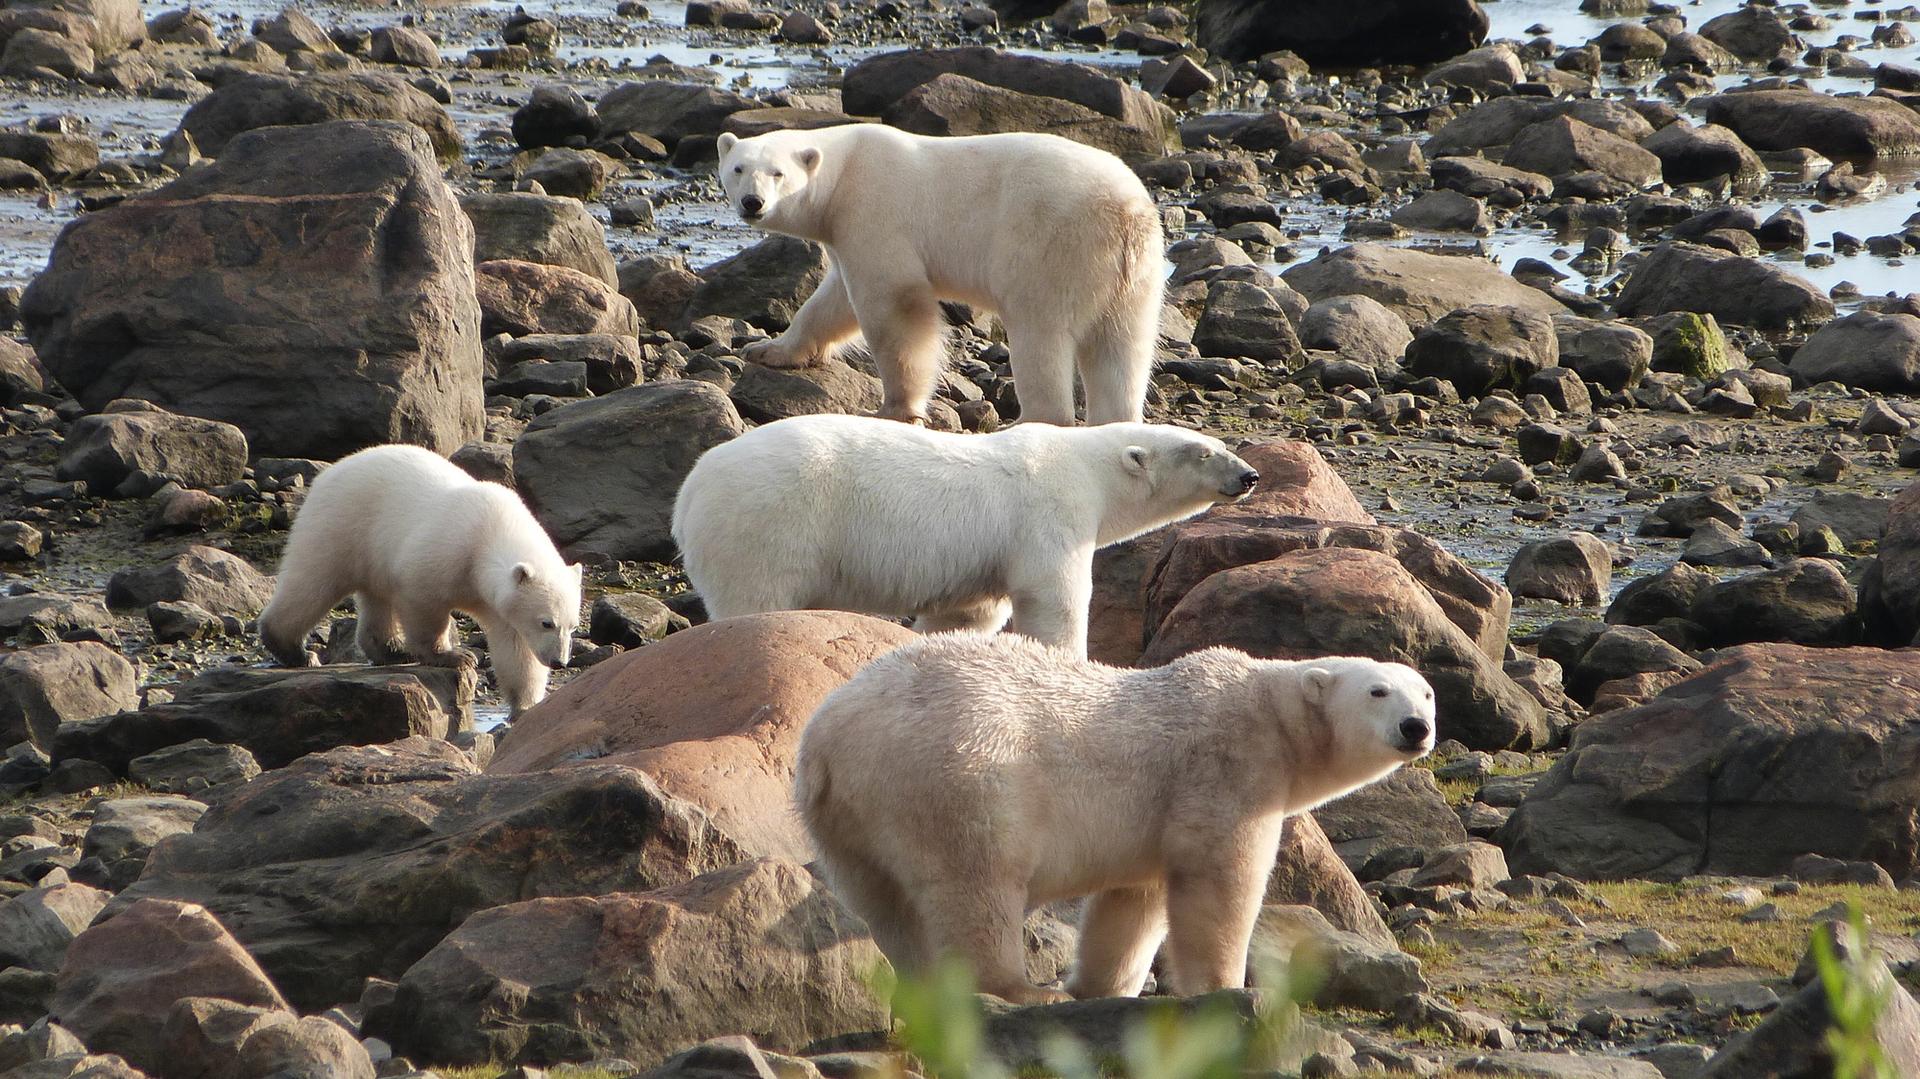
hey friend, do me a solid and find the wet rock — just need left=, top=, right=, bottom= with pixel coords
left=1567, top=625, right=1701, bottom=705
left=1282, top=243, right=1563, bottom=329
left=52, top=663, right=473, bottom=774
left=0, top=642, right=136, bottom=752
left=0, top=130, right=97, bottom=183
left=0, top=882, right=109, bottom=972
left=491, top=611, right=914, bottom=859
left=254, top=6, right=336, bottom=53
left=512, top=83, right=598, bottom=150
left=1143, top=546, right=1546, bottom=749
left=1, top=27, right=93, bottom=78
left=728, top=359, right=881, bottom=423
left=464, top=191, right=618, bottom=288
left=1703, top=89, right=1920, bottom=160
left=1789, top=310, right=1920, bottom=394
left=52, top=898, right=291, bottom=1073
left=56, top=406, right=246, bottom=496
left=1424, top=43, right=1523, bottom=93
left=366, top=858, right=886, bottom=1067
left=1690, top=559, right=1859, bottom=648
left=841, top=48, right=1172, bottom=156
left=105, top=546, right=271, bottom=619
left=884, top=73, right=1168, bottom=161
left=1506, top=644, right=1920, bottom=880
left=1192, top=279, right=1302, bottom=364
left=1404, top=305, right=1558, bottom=398
left=1189, top=0, right=1487, bottom=66
left=1642, top=121, right=1766, bottom=194
left=177, top=71, right=459, bottom=161
left=1506, top=534, right=1610, bottom=607
left=513, top=381, right=745, bottom=562
left=1429, top=156, right=1552, bottom=206
left=80, top=795, right=206, bottom=891
left=21, top=121, right=483, bottom=459
left=1642, top=311, right=1735, bottom=381
left=161, top=996, right=375, bottom=1079
left=1682, top=519, right=1771, bottom=569
left=520, top=147, right=615, bottom=200
left=1698, top=6, right=1798, bottom=63
left=1296, top=295, right=1411, bottom=370
left=368, top=24, right=436, bottom=68
left=596, top=81, right=758, bottom=149
left=476, top=259, right=640, bottom=338
left=125, top=739, right=261, bottom=796
left=1390, top=189, right=1490, bottom=233
left=1554, top=315, right=1651, bottom=392
left=684, top=235, right=828, bottom=332
left=1615, top=241, right=1833, bottom=333
left=1607, top=563, right=1710, bottom=627
left=112, top=739, right=747, bottom=1010
left=1504, top=116, right=1660, bottom=189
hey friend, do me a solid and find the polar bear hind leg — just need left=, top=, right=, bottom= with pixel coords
left=847, top=277, right=945, bottom=425
left=921, top=874, right=1068, bottom=1005
left=1001, top=313, right=1078, bottom=426
left=1159, top=817, right=1285, bottom=995
left=399, top=601, right=474, bottom=668
left=353, top=595, right=409, bottom=664
left=257, top=560, right=346, bottom=668
left=1077, top=299, right=1156, bottom=425
left=914, top=597, right=1013, bottom=635
left=1066, top=883, right=1168, bottom=999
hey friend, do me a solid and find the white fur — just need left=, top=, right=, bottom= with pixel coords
left=795, top=638, right=1436, bottom=1003
left=715, top=125, right=1164, bottom=426
left=257, top=445, right=583, bottom=714
left=670, top=415, right=1257, bottom=657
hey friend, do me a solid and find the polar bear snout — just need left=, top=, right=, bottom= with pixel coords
left=1397, top=715, right=1433, bottom=754
left=739, top=194, right=764, bottom=220
left=1229, top=468, right=1259, bottom=496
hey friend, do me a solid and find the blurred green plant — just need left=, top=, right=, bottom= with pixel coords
left=1811, top=904, right=1896, bottom=1079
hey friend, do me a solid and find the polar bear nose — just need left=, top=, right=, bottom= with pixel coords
left=1235, top=469, right=1259, bottom=494
left=740, top=194, right=764, bottom=218
left=1399, top=716, right=1431, bottom=744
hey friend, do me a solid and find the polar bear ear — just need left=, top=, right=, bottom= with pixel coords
left=797, top=146, right=822, bottom=174
left=716, top=132, right=737, bottom=157
left=1301, top=667, right=1334, bottom=707
left=1122, top=446, right=1150, bottom=474
left=511, top=562, right=534, bottom=585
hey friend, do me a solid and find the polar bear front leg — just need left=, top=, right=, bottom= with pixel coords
left=400, top=603, right=477, bottom=670
left=1008, top=554, right=1093, bottom=656
left=1067, top=883, right=1168, bottom=999
left=742, top=260, right=860, bottom=370
left=1160, top=817, right=1286, bottom=996
left=847, top=276, right=943, bottom=425
left=478, top=613, right=549, bottom=716
left=353, top=595, right=409, bottom=665
left=914, top=596, right=1013, bottom=636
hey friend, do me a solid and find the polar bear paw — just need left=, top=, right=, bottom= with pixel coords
left=420, top=646, right=480, bottom=670
left=985, top=983, right=1074, bottom=1006
left=875, top=404, right=929, bottom=426
left=742, top=337, right=820, bottom=370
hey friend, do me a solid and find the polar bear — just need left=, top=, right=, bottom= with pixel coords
left=795, top=638, right=1435, bottom=1003
left=714, top=125, right=1163, bottom=427
left=670, top=415, right=1256, bottom=657
left=258, top=445, right=583, bottom=714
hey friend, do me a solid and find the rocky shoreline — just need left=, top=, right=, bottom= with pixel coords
left=2, top=0, right=1920, bottom=1076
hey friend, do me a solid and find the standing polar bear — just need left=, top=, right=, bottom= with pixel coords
left=670, top=414, right=1257, bottom=657
left=795, top=637, right=1437, bottom=1003
left=715, top=125, right=1164, bottom=426
left=258, top=445, right=583, bottom=715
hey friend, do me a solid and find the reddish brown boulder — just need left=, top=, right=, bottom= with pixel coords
left=1268, top=814, right=1394, bottom=950
left=1142, top=547, right=1546, bottom=749
left=476, top=259, right=642, bottom=338
left=1088, top=439, right=1372, bottom=666
left=163, top=997, right=375, bottom=1079
left=490, top=611, right=914, bottom=859
left=52, top=899, right=289, bottom=1073
left=1143, top=519, right=1511, bottom=663
left=364, top=858, right=888, bottom=1066
left=1504, top=644, right=1920, bottom=880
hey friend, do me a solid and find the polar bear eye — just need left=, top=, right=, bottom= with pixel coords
left=1369, top=687, right=1388, bottom=698
left=540, top=619, right=556, bottom=630
left=770, top=170, right=783, bottom=179
left=732, top=166, right=743, bottom=175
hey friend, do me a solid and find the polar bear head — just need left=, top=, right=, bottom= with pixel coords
left=500, top=561, right=584, bottom=668
left=1299, top=657, right=1437, bottom=766
left=716, top=131, right=822, bottom=229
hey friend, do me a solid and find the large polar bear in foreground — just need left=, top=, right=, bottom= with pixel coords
left=715, top=125, right=1164, bottom=427
left=796, top=637, right=1436, bottom=1003
left=258, top=445, right=582, bottom=714
left=671, top=415, right=1257, bottom=656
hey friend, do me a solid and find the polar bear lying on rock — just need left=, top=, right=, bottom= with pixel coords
left=258, top=445, right=582, bottom=714
left=670, top=415, right=1257, bottom=656
left=715, top=125, right=1164, bottom=427
left=795, top=637, right=1435, bottom=1003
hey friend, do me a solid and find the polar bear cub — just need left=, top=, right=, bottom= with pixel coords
left=258, top=445, right=583, bottom=715
left=671, top=415, right=1257, bottom=657
left=715, top=125, right=1164, bottom=427
left=795, top=637, right=1436, bottom=1003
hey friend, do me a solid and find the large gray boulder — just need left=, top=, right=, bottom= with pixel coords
left=0, top=641, right=137, bottom=752
left=1282, top=244, right=1563, bottom=329
left=462, top=191, right=618, bottom=288
left=21, top=121, right=483, bottom=460
left=1702, top=89, right=1920, bottom=159
left=1190, top=0, right=1487, bottom=66
left=177, top=72, right=462, bottom=162
left=55, top=404, right=247, bottom=495
left=513, top=381, right=746, bottom=562
left=1615, top=242, right=1833, bottom=332
left=1403, top=304, right=1559, bottom=397
left=1790, top=310, right=1920, bottom=393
